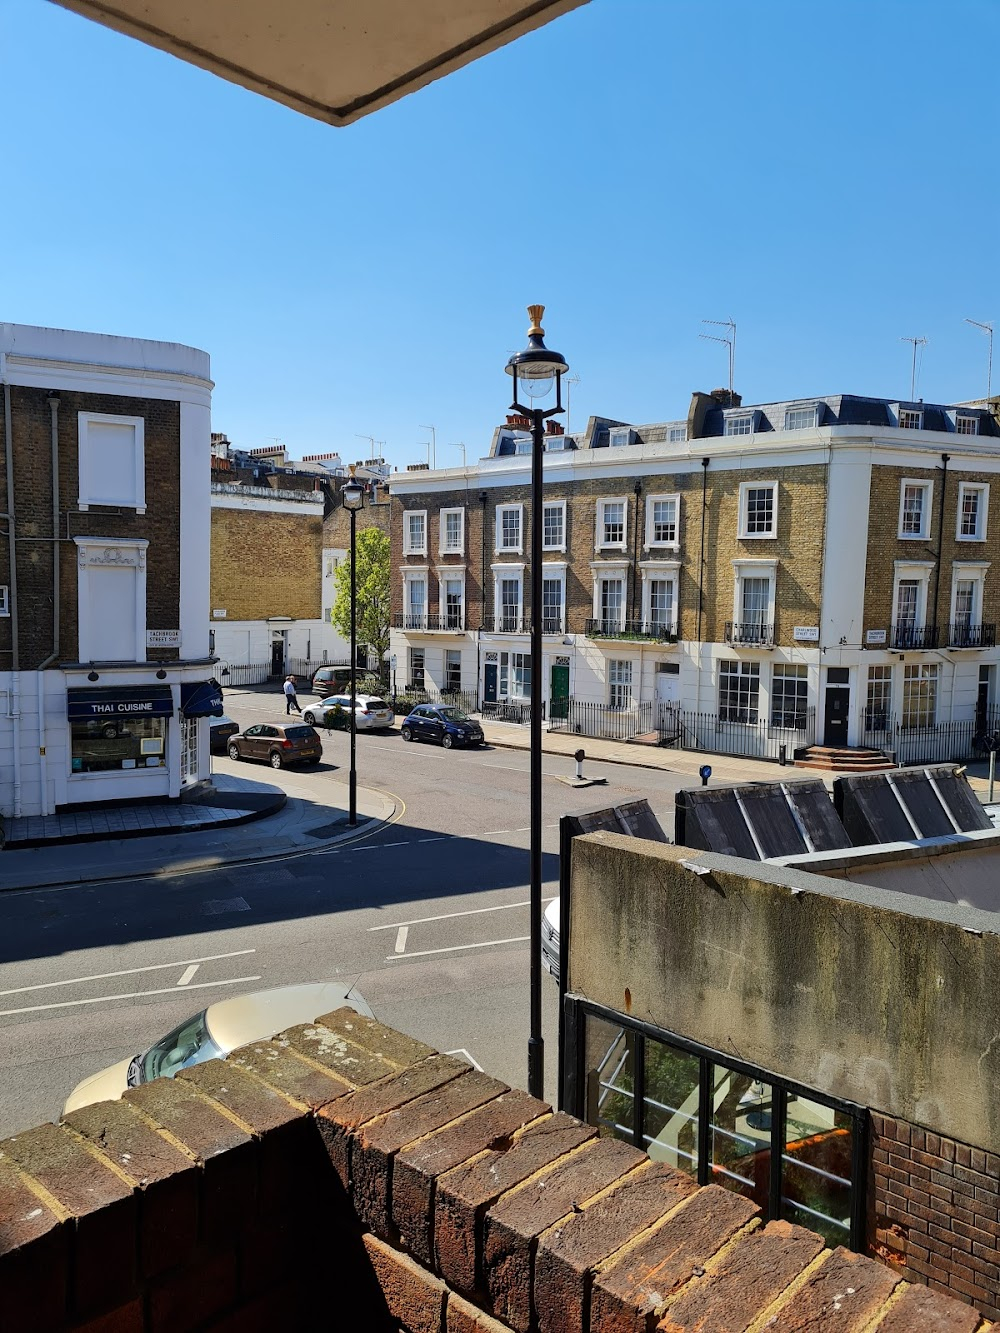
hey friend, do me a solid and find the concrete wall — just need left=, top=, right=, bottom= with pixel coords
left=567, top=834, right=1000, bottom=1155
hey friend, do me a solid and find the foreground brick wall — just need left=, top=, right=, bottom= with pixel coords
left=0, top=1010, right=988, bottom=1333
left=872, top=1113, right=1000, bottom=1320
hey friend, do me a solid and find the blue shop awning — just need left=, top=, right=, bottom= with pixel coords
left=180, top=678, right=225, bottom=718
left=68, top=685, right=174, bottom=720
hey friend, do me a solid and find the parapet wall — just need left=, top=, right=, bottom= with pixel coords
left=0, top=1008, right=986, bottom=1332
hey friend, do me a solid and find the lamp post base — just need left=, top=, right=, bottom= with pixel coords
left=528, top=1035, right=544, bottom=1101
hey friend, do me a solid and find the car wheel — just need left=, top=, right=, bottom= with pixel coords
left=102, top=723, right=118, bottom=739
left=442, top=734, right=454, bottom=750
left=401, top=727, right=413, bottom=742
left=269, top=750, right=284, bottom=769
left=227, top=743, right=241, bottom=761
left=302, top=710, right=316, bottom=725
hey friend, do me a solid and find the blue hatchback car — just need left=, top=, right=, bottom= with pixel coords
left=400, top=704, right=485, bottom=749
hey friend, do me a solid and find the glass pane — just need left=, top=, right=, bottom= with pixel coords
left=584, top=1015, right=636, bottom=1143
left=781, top=1095, right=853, bottom=1248
left=643, top=1038, right=700, bottom=1178
left=709, top=1065, right=772, bottom=1215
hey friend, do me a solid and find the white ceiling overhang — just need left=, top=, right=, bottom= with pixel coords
left=50, top=0, right=589, bottom=125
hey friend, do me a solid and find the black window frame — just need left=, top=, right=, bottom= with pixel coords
left=563, top=995, right=867, bottom=1250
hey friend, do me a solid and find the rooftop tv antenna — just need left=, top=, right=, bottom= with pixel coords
left=901, top=336, right=928, bottom=401
left=563, top=372, right=580, bottom=437
left=965, top=318, right=994, bottom=400
left=419, top=423, right=437, bottom=469
left=450, top=442, right=467, bottom=468
left=700, top=318, right=736, bottom=398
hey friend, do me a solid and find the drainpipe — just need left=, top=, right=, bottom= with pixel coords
left=3, top=375, right=22, bottom=816
left=631, top=478, right=642, bottom=623
left=38, top=396, right=60, bottom=670
left=480, top=491, right=488, bottom=627
left=932, top=453, right=949, bottom=639
left=695, top=458, right=710, bottom=716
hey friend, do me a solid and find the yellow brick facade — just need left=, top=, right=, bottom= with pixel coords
left=210, top=507, right=322, bottom=621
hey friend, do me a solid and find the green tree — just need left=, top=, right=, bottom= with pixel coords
left=331, top=526, right=390, bottom=667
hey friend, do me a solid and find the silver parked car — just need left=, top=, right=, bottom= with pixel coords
left=302, top=693, right=395, bottom=731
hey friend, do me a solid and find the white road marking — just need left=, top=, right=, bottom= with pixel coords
left=0, top=975, right=263, bottom=1018
left=0, top=949, right=256, bottom=997
left=394, top=926, right=409, bottom=954
left=481, top=829, right=512, bottom=836
left=418, top=837, right=447, bottom=843
left=446, top=1048, right=484, bottom=1071
left=369, top=899, right=545, bottom=931
left=380, top=841, right=407, bottom=848
left=387, top=936, right=529, bottom=961
left=176, top=965, right=199, bottom=986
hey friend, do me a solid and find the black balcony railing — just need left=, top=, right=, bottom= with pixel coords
left=392, top=612, right=466, bottom=631
left=890, top=624, right=939, bottom=650
left=725, top=621, right=775, bottom=647
left=492, top=615, right=530, bottom=634
left=542, top=616, right=565, bottom=634
left=584, top=619, right=678, bottom=642
left=946, top=622, right=996, bottom=649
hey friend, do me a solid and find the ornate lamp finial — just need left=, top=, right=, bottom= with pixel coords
left=527, top=305, right=545, bottom=338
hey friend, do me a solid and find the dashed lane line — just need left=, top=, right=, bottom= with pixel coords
left=0, top=949, right=256, bottom=998
left=0, top=975, right=263, bottom=1018
left=386, top=936, right=529, bottom=961
left=368, top=898, right=554, bottom=931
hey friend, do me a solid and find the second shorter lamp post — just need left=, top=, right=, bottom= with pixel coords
left=342, top=467, right=365, bottom=827
left=505, top=305, right=569, bottom=1101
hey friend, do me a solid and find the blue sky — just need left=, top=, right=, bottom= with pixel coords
left=3, top=0, right=998, bottom=469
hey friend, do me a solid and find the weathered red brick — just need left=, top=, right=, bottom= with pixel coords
left=483, top=1139, right=648, bottom=1333
left=148, top=1243, right=238, bottom=1333
left=658, top=1218, right=823, bottom=1332
left=0, top=1155, right=68, bottom=1332
left=875, top=1282, right=985, bottom=1332
left=353, top=1070, right=508, bottom=1239
left=533, top=1164, right=699, bottom=1333
left=316, top=1054, right=470, bottom=1188
left=446, top=1291, right=518, bottom=1333
left=1, top=1121, right=137, bottom=1314
left=394, top=1087, right=548, bottom=1263
left=227, top=1038, right=353, bottom=1108
left=771, top=1246, right=900, bottom=1329
left=435, top=1112, right=596, bottom=1294
left=363, top=1232, right=447, bottom=1333
left=278, top=1021, right=405, bottom=1086
left=66, top=1097, right=200, bottom=1276
left=313, top=1006, right=436, bottom=1068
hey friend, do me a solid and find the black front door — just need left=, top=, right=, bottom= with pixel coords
left=484, top=663, right=498, bottom=705
left=824, top=687, right=850, bottom=747
left=271, top=640, right=284, bottom=677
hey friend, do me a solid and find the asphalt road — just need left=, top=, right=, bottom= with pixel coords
left=0, top=687, right=691, bottom=1136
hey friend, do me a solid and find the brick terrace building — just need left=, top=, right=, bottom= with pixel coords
left=0, top=322, right=213, bottom=816
left=388, top=391, right=1000, bottom=760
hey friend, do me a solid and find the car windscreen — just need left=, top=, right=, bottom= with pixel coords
left=211, top=715, right=237, bottom=727
left=364, top=700, right=389, bottom=710
left=283, top=726, right=317, bottom=740
left=439, top=707, right=471, bottom=721
left=140, top=1009, right=224, bottom=1082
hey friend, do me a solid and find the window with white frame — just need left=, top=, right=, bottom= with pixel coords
left=445, top=649, right=462, bottom=693
left=894, top=579, right=919, bottom=630
left=442, top=575, right=465, bottom=629
left=899, top=408, right=923, bottom=430
left=719, top=660, right=760, bottom=723
left=0, top=585, right=7, bottom=616
left=954, top=579, right=976, bottom=629
left=865, top=665, right=892, bottom=731
left=784, top=405, right=819, bottom=431
left=498, top=650, right=531, bottom=699
left=405, top=574, right=427, bottom=629
left=440, top=508, right=464, bottom=554
left=404, top=510, right=427, bottom=555
left=771, top=663, right=808, bottom=731
left=514, top=436, right=532, bottom=455
left=493, top=568, right=524, bottom=632
left=496, top=504, right=523, bottom=553
left=738, top=482, right=777, bottom=539
left=891, top=561, right=933, bottom=646
left=408, top=647, right=425, bottom=689
left=608, top=660, right=633, bottom=710
left=542, top=574, right=565, bottom=633
left=645, top=494, right=680, bottom=549
left=647, top=578, right=675, bottom=634
left=725, top=413, right=753, bottom=437
left=956, top=414, right=979, bottom=436
left=949, top=563, right=988, bottom=645
left=902, top=663, right=937, bottom=729
left=78, top=412, right=146, bottom=512
left=668, top=425, right=688, bottom=443
left=597, top=499, right=627, bottom=550
left=543, top=501, right=566, bottom=551
left=598, top=576, right=625, bottom=633
left=609, top=428, right=634, bottom=448
left=957, top=483, right=988, bottom=541
left=898, top=481, right=932, bottom=539
left=731, top=559, right=776, bottom=645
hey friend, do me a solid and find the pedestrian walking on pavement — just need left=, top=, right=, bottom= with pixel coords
left=284, top=675, right=302, bottom=715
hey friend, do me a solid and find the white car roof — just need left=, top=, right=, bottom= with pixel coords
left=202, top=981, right=372, bottom=1052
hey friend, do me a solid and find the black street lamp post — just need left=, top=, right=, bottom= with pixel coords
left=505, top=305, right=569, bottom=1101
left=342, top=467, right=365, bottom=827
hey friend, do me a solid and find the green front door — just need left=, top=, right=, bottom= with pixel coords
left=550, top=663, right=570, bottom=719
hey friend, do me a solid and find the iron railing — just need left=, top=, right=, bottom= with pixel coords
left=217, top=662, right=271, bottom=687
left=584, top=619, right=678, bottom=643
left=657, top=706, right=816, bottom=761
left=859, top=709, right=1000, bottom=764
left=481, top=699, right=540, bottom=725
left=549, top=699, right=653, bottom=741
left=287, top=657, right=353, bottom=679
left=492, top=615, right=530, bottom=634
left=391, top=613, right=467, bottom=631
left=394, top=687, right=478, bottom=715
left=890, top=624, right=939, bottom=649
left=725, top=622, right=775, bottom=648
left=946, top=623, right=996, bottom=649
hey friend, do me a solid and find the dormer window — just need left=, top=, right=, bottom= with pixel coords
left=514, top=435, right=532, bottom=455
left=609, top=427, right=635, bottom=448
left=784, top=404, right=819, bottom=431
left=668, top=426, right=688, bottom=443
left=956, top=414, right=978, bottom=436
left=899, top=408, right=923, bottom=430
left=724, top=412, right=754, bottom=437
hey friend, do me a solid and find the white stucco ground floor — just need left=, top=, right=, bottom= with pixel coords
left=208, top=618, right=355, bottom=679
left=388, top=628, right=1000, bottom=759
left=0, top=662, right=221, bottom=819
